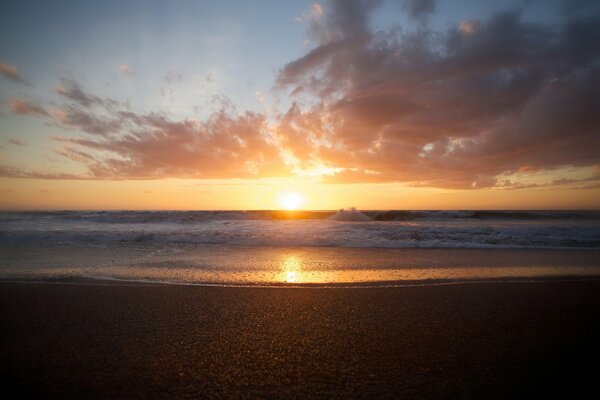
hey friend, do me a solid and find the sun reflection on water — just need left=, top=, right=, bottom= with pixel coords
left=285, top=270, right=298, bottom=283
left=281, top=256, right=302, bottom=283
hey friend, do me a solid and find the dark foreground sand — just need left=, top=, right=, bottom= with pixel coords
left=1, top=280, right=599, bottom=399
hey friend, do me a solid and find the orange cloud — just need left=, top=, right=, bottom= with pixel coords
left=275, top=1, right=600, bottom=188
left=458, top=20, right=479, bottom=35
left=0, top=62, right=26, bottom=83
left=50, top=105, right=287, bottom=180
left=1, top=1, right=600, bottom=190
left=119, top=64, right=134, bottom=76
left=9, top=98, right=49, bottom=116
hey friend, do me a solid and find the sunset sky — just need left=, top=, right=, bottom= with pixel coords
left=1, top=0, right=599, bottom=210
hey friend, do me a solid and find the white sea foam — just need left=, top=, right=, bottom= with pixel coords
left=328, top=208, right=372, bottom=222
left=1, top=211, right=599, bottom=249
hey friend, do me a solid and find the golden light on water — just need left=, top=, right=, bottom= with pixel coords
left=285, top=270, right=298, bottom=283
left=281, top=256, right=302, bottom=283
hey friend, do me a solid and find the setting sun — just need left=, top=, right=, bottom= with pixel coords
left=277, top=192, right=304, bottom=210
left=1, top=1, right=599, bottom=399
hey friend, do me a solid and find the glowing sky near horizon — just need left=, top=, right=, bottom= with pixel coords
left=0, top=0, right=599, bottom=210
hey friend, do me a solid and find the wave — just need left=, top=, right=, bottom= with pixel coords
left=328, top=208, right=372, bottom=221
left=1, top=218, right=599, bottom=249
left=0, top=210, right=334, bottom=223
left=2, top=210, right=599, bottom=223
left=363, top=210, right=600, bottom=221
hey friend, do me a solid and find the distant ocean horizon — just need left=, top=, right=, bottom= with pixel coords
left=2, top=209, right=600, bottom=249
left=2, top=209, right=599, bottom=286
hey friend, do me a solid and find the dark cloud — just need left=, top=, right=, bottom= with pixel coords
left=325, top=0, right=382, bottom=39
left=0, top=165, right=85, bottom=180
left=0, top=62, right=26, bottom=84
left=53, top=105, right=122, bottom=136
left=276, top=1, right=600, bottom=188
left=9, top=138, right=27, bottom=147
left=562, top=0, right=600, bottom=16
left=55, top=78, right=116, bottom=108
left=401, top=0, right=435, bottom=20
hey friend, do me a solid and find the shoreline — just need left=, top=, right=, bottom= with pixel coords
left=2, top=274, right=600, bottom=289
left=2, top=280, right=599, bottom=398
left=3, top=245, right=600, bottom=286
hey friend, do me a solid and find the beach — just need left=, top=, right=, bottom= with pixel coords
left=2, top=0, right=600, bottom=396
left=2, top=210, right=599, bottom=398
left=2, top=280, right=599, bottom=399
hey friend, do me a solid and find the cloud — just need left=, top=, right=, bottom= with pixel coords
left=458, top=20, right=479, bottom=35
left=9, top=97, right=49, bottom=117
left=9, top=138, right=27, bottom=146
left=0, top=165, right=85, bottom=180
left=0, top=62, right=26, bottom=84
left=275, top=1, right=600, bottom=188
left=53, top=105, right=122, bottom=136
left=295, top=2, right=324, bottom=22
left=319, top=0, right=381, bottom=40
left=401, top=0, right=436, bottom=21
left=119, top=64, right=134, bottom=76
left=2, top=1, right=600, bottom=190
left=55, top=78, right=108, bottom=107
left=164, top=70, right=182, bottom=84
left=46, top=98, right=287, bottom=179
left=312, top=3, right=324, bottom=17
left=3, top=75, right=286, bottom=181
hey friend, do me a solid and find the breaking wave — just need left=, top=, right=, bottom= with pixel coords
left=1, top=210, right=599, bottom=223
left=328, top=208, right=372, bottom=222
left=1, top=210, right=599, bottom=249
left=3, top=209, right=599, bottom=223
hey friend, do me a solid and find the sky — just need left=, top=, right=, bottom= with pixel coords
left=0, top=0, right=599, bottom=210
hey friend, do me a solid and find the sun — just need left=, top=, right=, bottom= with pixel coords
left=277, top=192, right=304, bottom=210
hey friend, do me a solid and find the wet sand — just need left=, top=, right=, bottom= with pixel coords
left=1, top=280, right=599, bottom=399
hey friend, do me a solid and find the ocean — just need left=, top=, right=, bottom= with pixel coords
left=1, top=210, right=600, bottom=286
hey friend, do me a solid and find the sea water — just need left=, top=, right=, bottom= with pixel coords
left=1, top=210, right=599, bottom=286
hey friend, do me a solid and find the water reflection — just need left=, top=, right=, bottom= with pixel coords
left=281, top=256, right=302, bottom=283
left=16, top=245, right=597, bottom=285
left=285, top=271, right=298, bottom=283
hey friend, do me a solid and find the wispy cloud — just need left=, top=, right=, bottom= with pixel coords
left=0, top=62, right=26, bottom=84
left=163, top=70, right=182, bottom=84
left=9, top=138, right=27, bottom=147
left=402, top=0, right=436, bottom=21
left=55, top=78, right=111, bottom=108
left=9, top=97, right=49, bottom=117
left=119, top=64, right=134, bottom=76
left=11, top=85, right=288, bottom=179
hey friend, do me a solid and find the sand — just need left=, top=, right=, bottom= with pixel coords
left=1, top=280, right=599, bottom=399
